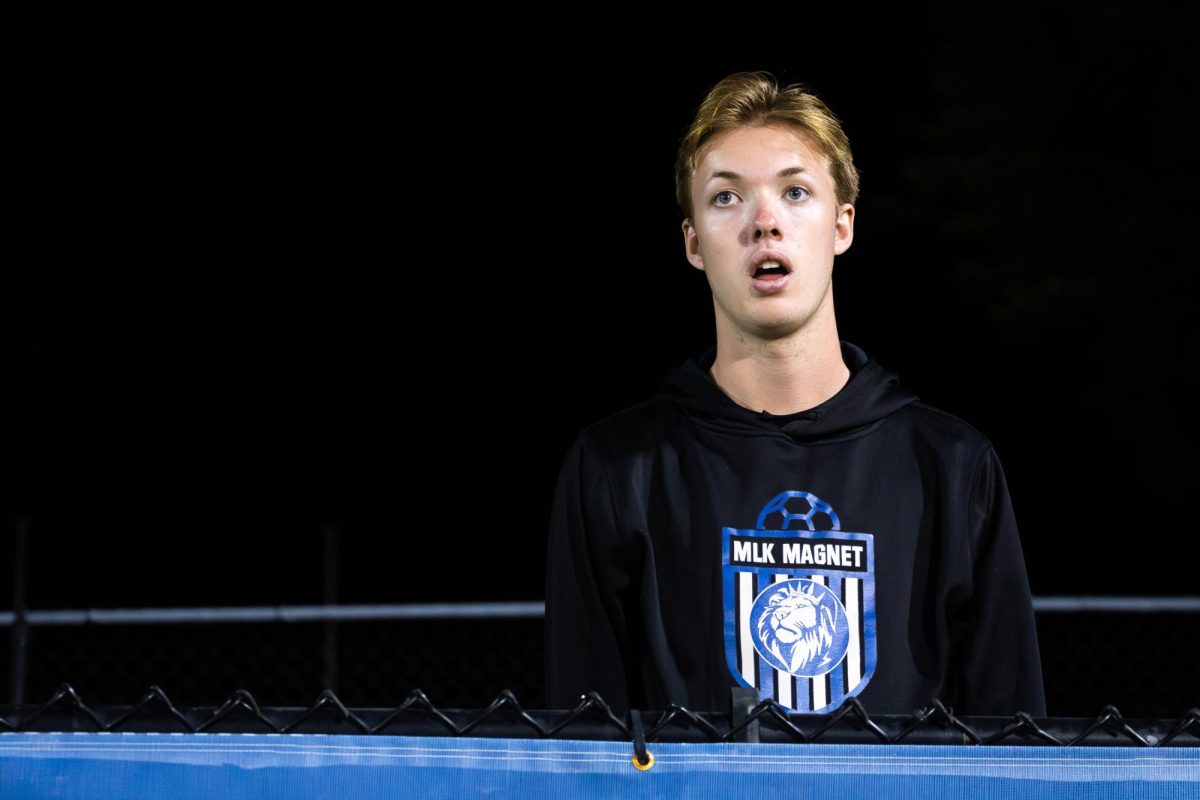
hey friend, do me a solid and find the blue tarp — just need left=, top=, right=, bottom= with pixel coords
left=1, top=732, right=1197, bottom=798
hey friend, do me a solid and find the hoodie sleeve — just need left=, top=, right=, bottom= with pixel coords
left=950, top=445, right=1047, bottom=716
left=544, top=431, right=639, bottom=711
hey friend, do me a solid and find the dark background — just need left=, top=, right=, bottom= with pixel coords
left=5, top=8, right=1198, bottom=709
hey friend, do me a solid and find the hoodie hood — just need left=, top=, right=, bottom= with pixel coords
left=654, top=341, right=919, bottom=442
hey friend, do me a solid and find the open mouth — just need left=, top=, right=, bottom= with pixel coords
left=752, top=261, right=790, bottom=279
left=748, top=255, right=793, bottom=293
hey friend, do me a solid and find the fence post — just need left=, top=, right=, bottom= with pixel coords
left=323, top=522, right=339, bottom=692
left=10, top=517, right=30, bottom=706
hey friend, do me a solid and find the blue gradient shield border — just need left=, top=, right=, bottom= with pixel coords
left=722, top=492, right=877, bottom=714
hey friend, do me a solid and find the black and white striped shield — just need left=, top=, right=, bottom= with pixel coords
left=722, top=491, right=876, bottom=714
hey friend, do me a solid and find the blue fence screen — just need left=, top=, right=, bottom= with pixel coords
left=2, top=732, right=1197, bottom=798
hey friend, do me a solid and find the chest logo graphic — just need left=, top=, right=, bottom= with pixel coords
left=722, top=491, right=876, bottom=714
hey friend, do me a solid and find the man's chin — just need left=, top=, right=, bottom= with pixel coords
left=745, top=316, right=813, bottom=341
left=713, top=301, right=822, bottom=343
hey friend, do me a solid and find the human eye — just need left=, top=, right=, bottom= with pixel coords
left=711, top=190, right=737, bottom=207
left=785, top=185, right=810, bottom=201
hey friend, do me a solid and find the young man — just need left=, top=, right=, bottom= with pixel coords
left=544, top=72, right=1045, bottom=717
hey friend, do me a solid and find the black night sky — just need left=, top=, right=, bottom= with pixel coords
left=7, top=8, right=1199, bottom=616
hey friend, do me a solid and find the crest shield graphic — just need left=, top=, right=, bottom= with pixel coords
left=722, top=491, right=876, bottom=714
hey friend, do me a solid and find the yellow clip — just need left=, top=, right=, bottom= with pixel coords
left=632, top=751, right=655, bottom=771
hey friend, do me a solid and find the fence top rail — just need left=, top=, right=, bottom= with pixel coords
left=1032, top=596, right=1200, bottom=613
left=2, top=597, right=1199, bottom=627
left=0, top=601, right=547, bottom=626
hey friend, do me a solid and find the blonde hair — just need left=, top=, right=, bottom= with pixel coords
left=674, top=71, right=860, bottom=220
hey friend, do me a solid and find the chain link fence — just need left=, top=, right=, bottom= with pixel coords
left=4, top=684, right=1199, bottom=748
left=2, top=607, right=1196, bottom=717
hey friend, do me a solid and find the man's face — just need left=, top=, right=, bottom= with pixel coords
left=682, top=124, right=854, bottom=342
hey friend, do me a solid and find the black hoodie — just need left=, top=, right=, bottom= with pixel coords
left=544, top=341, right=1045, bottom=716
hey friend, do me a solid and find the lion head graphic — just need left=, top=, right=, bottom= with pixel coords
left=756, top=582, right=837, bottom=674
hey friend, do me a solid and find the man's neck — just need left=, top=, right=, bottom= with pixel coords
left=707, top=321, right=850, bottom=416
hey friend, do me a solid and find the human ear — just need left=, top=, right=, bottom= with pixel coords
left=682, top=218, right=704, bottom=271
left=833, top=204, right=855, bottom=256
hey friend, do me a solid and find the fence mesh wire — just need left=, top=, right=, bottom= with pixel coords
left=1, top=612, right=1195, bottom=717
left=3, top=684, right=1199, bottom=748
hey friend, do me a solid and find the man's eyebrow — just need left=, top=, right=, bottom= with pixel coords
left=704, top=166, right=808, bottom=183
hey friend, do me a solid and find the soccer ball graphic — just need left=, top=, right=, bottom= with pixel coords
left=756, top=491, right=841, bottom=532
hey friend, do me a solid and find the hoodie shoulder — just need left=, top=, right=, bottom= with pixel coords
left=576, top=395, right=679, bottom=462
left=898, top=400, right=996, bottom=447
left=889, top=399, right=1001, bottom=477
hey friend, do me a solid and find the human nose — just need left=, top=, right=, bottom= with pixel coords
left=750, top=196, right=782, bottom=241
